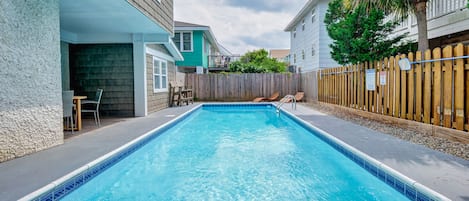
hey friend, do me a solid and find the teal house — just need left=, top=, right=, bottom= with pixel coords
left=173, top=21, right=225, bottom=73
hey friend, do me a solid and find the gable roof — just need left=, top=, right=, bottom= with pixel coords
left=284, top=0, right=317, bottom=31
left=174, top=20, right=219, bottom=52
left=174, top=21, right=208, bottom=28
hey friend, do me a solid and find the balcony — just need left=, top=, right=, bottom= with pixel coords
left=391, top=0, right=469, bottom=44
left=207, top=55, right=241, bottom=72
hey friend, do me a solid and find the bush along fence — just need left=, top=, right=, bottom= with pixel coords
left=318, top=43, right=469, bottom=132
left=186, top=73, right=301, bottom=101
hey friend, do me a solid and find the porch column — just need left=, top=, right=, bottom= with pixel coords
left=133, top=34, right=147, bottom=117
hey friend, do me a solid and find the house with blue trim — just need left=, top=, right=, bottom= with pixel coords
left=1, top=0, right=183, bottom=162
left=174, top=21, right=232, bottom=73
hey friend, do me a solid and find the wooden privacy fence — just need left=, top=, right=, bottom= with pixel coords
left=186, top=73, right=301, bottom=101
left=318, top=43, right=469, bottom=131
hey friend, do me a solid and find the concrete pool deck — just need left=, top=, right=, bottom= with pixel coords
left=0, top=103, right=468, bottom=201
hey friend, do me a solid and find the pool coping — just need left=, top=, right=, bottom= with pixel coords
left=20, top=103, right=450, bottom=201
left=20, top=105, right=203, bottom=201
left=280, top=105, right=451, bottom=201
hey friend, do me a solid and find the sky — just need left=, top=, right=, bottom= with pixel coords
left=174, top=0, right=308, bottom=55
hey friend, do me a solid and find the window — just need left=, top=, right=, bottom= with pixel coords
left=294, top=54, right=297, bottom=63
left=302, top=19, right=305, bottom=31
left=153, top=57, right=167, bottom=92
left=311, top=8, right=316, bottom=23
left=302, top=50, right=305, bottom=60
left=312, top=44, right=315, bottom=56
left=173, top=31, right=192, bottom=52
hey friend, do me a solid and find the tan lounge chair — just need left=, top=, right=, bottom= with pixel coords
left=280, top=92, right=305, bottom=102
left=253, top=91, right=280, bottom=102
left=293, top=92, right=304, bottom=102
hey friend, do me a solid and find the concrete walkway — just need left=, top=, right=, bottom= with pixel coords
left=0, top=103, right=468, bottom=201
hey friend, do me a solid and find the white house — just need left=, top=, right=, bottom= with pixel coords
left=284, top=0, right=339, bottom=73
left=391, top=0, right=469, bottom=48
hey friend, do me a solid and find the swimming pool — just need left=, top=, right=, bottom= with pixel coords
left=25, top=104, right=448, bottom=201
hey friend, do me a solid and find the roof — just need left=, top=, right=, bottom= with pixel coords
left=269, top=49, right=290, bottom=59
left=174, top=21, right=208, bottom=28
left=284, top=0, right=317, bottom=31
left=174, top=20, right=219, bottom=52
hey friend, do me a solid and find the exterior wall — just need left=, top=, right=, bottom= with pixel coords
left=70, top=44, right=135, bottom=117
left=317, top=1, right=339, bottom=69
left=175, top=31, right=205, bottom=67
left=146, top=45, right=176, bottom=114
left=391, top=0, right=469, bottom=47
left=289, top=0, right=339, bottom=72
left=0, top=0, right=62, bottom=162
left=127, top=0, right=174, bottom=35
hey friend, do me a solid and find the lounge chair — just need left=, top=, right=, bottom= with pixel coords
left=280, top=92, right=305, bottom=103
left=293, top=92, right=304, bottom=102
left=253, top=91, right=280, bottom=102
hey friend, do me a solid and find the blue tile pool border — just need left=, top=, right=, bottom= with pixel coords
left=278, top=105, right=450, bottom=201
left=21, top=103, right=449, bottom=201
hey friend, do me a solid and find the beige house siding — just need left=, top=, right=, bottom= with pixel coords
left=127, top=0, right=174, bottom=35
left=146, top=47, right=176, bottom=114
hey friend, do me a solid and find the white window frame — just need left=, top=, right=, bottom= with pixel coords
left=302, top=19, right=305, bottom=31
left=312, top=43, right=316, bottom=56
left=174, top=31, right=193, bottom=52
left=311, top=8, right=316, bottom=23
left=153, top=56, right=168, bottom=93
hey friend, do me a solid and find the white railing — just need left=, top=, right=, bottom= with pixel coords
left=390, top=0, right=467, bottom=37
left=427, top=0, right=467, bottom=20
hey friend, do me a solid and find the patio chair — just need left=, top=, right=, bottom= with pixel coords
left=295, top=92, right=304, bottom=102
left=81, top=88, right=103, bottom=127
left=62, top=90, right=74, bottom=134
left=281, top=92, right=305, bottom=103
left=253, top=91, right=280, bottom=102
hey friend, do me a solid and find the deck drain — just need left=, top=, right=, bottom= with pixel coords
left=165, top=115, right=176, bottom=117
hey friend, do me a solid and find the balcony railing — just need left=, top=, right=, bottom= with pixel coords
left=207, top=55, right=241, bottom=70
left=427, top=0, right=467, bottom=20
left=390, top=0, right=468, bottom=37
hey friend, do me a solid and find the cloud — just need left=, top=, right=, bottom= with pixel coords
left=223, top=0, right=302, bottom=12
left=174, top=0, right=306, bottom=54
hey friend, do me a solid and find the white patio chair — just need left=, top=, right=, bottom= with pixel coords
left=62, top=90, right=74, bottom=134
left=81, top=88, right=103, bottom=127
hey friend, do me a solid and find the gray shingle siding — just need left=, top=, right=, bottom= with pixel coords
left=146, top=45, right=176, bottom=114
left=70, top=44, right=135, bottom=117
left=128, top=0, right=174, bottom=35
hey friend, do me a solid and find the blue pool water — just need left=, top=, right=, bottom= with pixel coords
left=63, top=105, right=408, bottom=200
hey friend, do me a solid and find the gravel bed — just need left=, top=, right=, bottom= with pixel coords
left=305, top=103, right=469, bottom=161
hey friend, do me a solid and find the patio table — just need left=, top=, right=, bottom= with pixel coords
left=73, top=96, right=87, bottom=131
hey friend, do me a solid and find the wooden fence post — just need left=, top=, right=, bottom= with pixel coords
left=465, top=45, right=469, bottom=130
left=443, top=45, right=453, bottom=128
left=400, top=54, right=407, bottom=119
left=407, top=52, right=415, bottom=120
left=389, top=56, right=395, bottom=117
left=433, top=48, right=442, bottom=126
left=415, top=51, right=423, bottom=122
left=423, top=49, right=432, bottom=124
left=454, top=44, right=465, bottom=130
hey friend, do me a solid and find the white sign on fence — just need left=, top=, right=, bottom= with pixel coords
left=366, top=69, right=376, bottom=91
left=379, top=71, right=386, bottom=85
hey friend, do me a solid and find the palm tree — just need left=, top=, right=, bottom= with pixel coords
left=351, top=0, right=429, bottom=52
